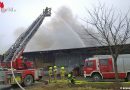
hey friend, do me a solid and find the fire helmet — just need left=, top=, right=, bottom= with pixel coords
left=54, top=66, right=57, bottom=68
left=49, top=67, right=52, bottom=69
left=61, top=66, right=64, bottom=69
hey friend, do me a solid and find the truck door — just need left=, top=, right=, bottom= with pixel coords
left=84, top=60, right=96, bottom=74
left=99, top=58, right=113, bottom=72
left=99, top=58, right=114, bottom=78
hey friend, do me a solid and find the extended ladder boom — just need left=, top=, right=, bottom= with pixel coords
left=3, top=7, right=51, bottom=62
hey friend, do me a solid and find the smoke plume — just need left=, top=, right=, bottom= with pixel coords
left=13, top=6, right=96, bottom=52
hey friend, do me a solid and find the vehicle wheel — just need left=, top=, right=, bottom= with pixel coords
left=127, top=74, right=130, bottom=81
left=23, top=75, right=33, bottom=86
left=85, top=76, right=91, bottom=81
left=92, top=74, right=102, bottom=82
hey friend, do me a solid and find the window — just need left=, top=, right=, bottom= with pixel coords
left=86, top=61, right=93, bottom=67
left=99, top=59, right=108, bottom=65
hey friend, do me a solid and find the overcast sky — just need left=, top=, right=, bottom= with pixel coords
left=0, top=0, right=130, bottom=54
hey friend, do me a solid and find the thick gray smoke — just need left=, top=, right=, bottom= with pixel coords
left=14, top=6, right=96, bottom=52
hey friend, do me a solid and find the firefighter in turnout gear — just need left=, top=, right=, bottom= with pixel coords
left=60, top=66, right=66, bottom=81
left=48, top=66, right=53, bottom=83
left=53, top=66, right=57, bottom=82
left=67, top=72, right=75, bottom=85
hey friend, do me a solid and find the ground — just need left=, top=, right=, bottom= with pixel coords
left=1, top=76, right=130, bottom=90
left=25, top=76, right=130, bottom=90
left=26, top=81, right=111, bottom=90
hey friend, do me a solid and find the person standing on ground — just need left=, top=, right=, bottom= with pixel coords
left=60, top=66, right=66, bottom=81
left=48, top=66, right=53, bottom=83
left=53, top=65, right=58, bottom=82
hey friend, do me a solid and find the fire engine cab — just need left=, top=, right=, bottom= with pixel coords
left=83, top=54, right=130, bottom=82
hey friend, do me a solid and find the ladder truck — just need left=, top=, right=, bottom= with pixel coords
left=0, top=7, right=51, bottom=86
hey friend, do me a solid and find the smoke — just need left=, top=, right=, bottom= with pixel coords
left=0, top=34, right=5, bottom=54
left=0, top=34, right=14, bottom=54
left=13, top=6, right=96, bottom=52
left=14, top=27, right=54, bottom=51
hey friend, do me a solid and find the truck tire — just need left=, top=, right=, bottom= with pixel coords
left=23, top=75, right=33, bottom=86
left=92, top=74, right=102, bottom=82
left=85, top=76, right=92, bottom=81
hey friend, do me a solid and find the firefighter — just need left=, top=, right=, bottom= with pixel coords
left=48, top=66, right=53, bottom=83
left=53, top=65, right=57, bottom=82
left=67, top=72, right=75, bottom=85
left=60, top=66, right=66, bottom=81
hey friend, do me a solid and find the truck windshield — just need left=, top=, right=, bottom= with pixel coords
left=85, top=61, right=93, bottom=67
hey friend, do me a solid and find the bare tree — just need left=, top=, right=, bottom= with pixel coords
left=84, top=5, right=130, bottom=82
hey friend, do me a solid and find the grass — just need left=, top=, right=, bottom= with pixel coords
left=82, top=82, right=130, bottom=89
left=26, top=80, right=130, bottom=90
left=27, top=83, right=109, bottom=90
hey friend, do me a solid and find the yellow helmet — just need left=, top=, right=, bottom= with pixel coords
left=68, top=74, right=71, bottom=77
left=61, top=66, right=64, bottom=69
left=54, top=66, right=57, bottom=68
left=49, top=67, right=52, bottom=69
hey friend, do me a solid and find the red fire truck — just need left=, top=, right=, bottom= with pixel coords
left=0, top=58, right=41, bottom=86
left=0, top=7, right=51, bottom=87
left=83, top=54, right=130, bottom=82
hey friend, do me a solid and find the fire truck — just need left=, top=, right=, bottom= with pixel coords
left=0, top=7, right=51, bottom=86
left=83, top=54, right=130, bottom=82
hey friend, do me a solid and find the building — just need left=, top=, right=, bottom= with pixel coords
left=23, top=44, right=130, bottom=74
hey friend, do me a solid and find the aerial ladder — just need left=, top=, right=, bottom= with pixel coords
left=3, top=7, right=51, bottom=62
left=0, top=7, right=51, bottom=89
